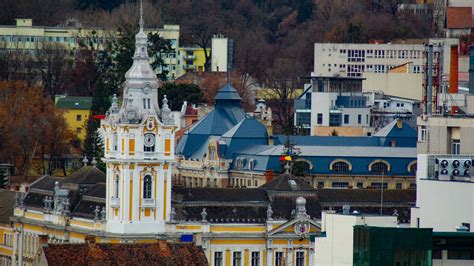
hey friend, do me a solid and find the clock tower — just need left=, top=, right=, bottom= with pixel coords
left=100, top=2, right=176, bottom=234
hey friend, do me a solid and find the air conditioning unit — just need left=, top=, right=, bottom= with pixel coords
left=436, top=158, right=472, bottom=181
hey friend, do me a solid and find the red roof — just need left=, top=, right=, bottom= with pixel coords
left=185, top=105, right=198, bottom=116
left=446, top=7, right=473, bottom=29
left=42, top=241, right=208, bottom=265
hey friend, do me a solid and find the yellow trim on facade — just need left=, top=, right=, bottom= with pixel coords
left=69, top=219, right=94, bottom=229
left=273, top=239, right=288, bottom=245
left=244, top=249, right=249, bottom=266
left=210, top=226, right=266, bottom=233
left=165, top=139, right=171, bottom=156
left=129, top=139, right=135, bottom=155
left=121, top=139, right=125, bottom=155
left=106, top=137, right=110, bottom=151
left=24, top=212, right=43, bottom=221
left=225, top=250, right=231, bottom=266
left=129, top=179, right=133, bottom=221
left=210, top=239, right=266, bottom=245
left=69, top=232, right=85, bottom=240
left=176, top=225, right=202, bottom=230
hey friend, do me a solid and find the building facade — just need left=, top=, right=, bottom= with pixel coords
left=54, top=95, right=93, bottom=141
left=307, top=76, right=371, bottom=136
left=0, top=19, right=181, bottom=80
left=7, top=14, right=321, bottom=266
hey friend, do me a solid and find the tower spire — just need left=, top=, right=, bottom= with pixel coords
left=139, top=0, right=144, bottom=31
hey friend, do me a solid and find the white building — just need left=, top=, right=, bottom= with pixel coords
left=313, top=40, right=459, bottom=101
left=308, top=76, right=371, bottom=136
left=211, top=34, right=231, bottom=72
left=366, top=92, right=420, bottom=130
left=314, top=211, right=399, bottom=266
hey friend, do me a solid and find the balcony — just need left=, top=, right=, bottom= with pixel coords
left=110, top=197, right=120, bottom=208
left=183, top=65, right=196, bottom=71
left=142, top=198, right=155, bottom=208
left=183, top=55, right=196, bottom=60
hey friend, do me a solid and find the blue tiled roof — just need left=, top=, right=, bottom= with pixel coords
left=176, top=84, right=268, bottom=160
left=273, top=135, right=383, bottom=147
left=231, top=145, right=416, bottom=176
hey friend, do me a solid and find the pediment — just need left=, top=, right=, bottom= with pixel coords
left=268, top=216, right=320, bottom=238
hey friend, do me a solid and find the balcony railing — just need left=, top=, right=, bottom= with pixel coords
left=142, top=198, right=155, bottom=208
left=183, top=55, right=196, bottom=60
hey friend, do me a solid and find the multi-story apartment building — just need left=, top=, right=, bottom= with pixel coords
left=313, top=42, right=425, bottom=100
left=306, top=76, right=371, bottom=136
left=313, top=40, right=460, bottom=101
left=177, top=46, right=209, bottom=75
left=0, top=19, right=181, bottom=80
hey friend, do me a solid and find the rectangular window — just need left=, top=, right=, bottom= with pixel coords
left=358, top=114, right=361, bottom=124
left=233, top=251, right=242, bottom=266
left=374, top=64, right=385, bottom=73
left=275, top=252, right=284, bottom=266
left=76, top=114, right=82, bottom=121
left=317, top=181, right=324, bottom=188
left=344, top=114, right=349, bottom=124
left=214, top=251, right=223, bottom=266
left=76, top=127, right=82, bottom=134
left=357, top=182, right=363, bottom=188
left=371, top=182, right=388, bottom=189
left=251, top=251, right=260, bottom=266
left=317, top=113, right=323, bottom=124
left=296, top=251, right=305, bottom=266
left=396, top=183, right=402, bottom=189
left=332, top=182, right=349, bottom=188
left=452, top=140, right=460, bottom=155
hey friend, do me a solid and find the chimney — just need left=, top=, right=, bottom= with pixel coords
left=396, top=119, right=403, bottom=129
left=449, top=45, right=459, bottom=94
left=469, top=46, right=474, bottom=94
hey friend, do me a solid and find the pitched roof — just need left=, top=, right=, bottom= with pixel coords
left=173, top=188, right=269, bottom=203
left=373, top=119, right=417, bottom=138
left=317, top=189, right=416, bottom=205
left=0, top=189, right=15, bottom=224
left=55, top=96, right=93, bottom=110
left=446, top=7, right=473, bottom=29
left=222, top=117, right=268, bottom=139
left=42, top=242, right=207, bottom=265
left=273, top=135, right=382, bottom=147
left=65, top=166, right=105, bottom=185
left=260, top=172, right=316, bottom=191
left=214, top=83, right=242, bottom=101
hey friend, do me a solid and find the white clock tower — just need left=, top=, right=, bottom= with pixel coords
left=100, top=2, right=176, bottom=234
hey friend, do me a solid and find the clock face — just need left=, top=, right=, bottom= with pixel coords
left=144, top=134, right=155, bottom=147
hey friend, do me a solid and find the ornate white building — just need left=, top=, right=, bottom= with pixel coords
left=100, top=9, right=176, bottom=234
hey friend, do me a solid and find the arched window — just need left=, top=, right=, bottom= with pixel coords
left=408, top=161, right=417, bottom=174
left=294, top=160, right=312, bottom=175
left=330, top=159, right=352, bottom=173
left=114, top=174, right=120, bottom=198
left=248, top=159, right=255, bottom=171
left=332, top=162, right=350, bottom=173
left=143, top=175, right=152, bottom=199
left=370, top=162, right=389, bottom=174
